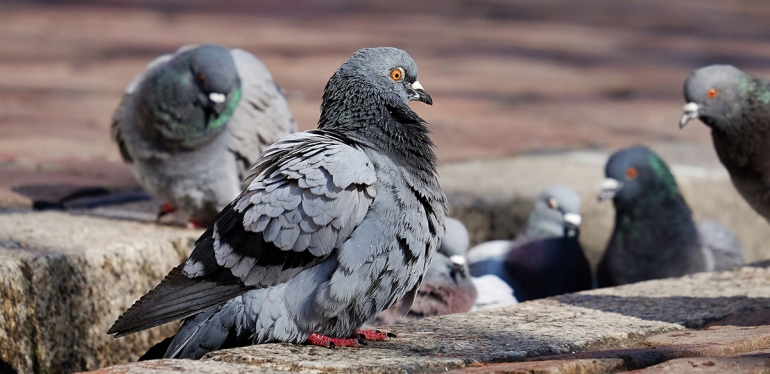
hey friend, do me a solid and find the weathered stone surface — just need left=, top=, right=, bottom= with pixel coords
left=448, top=358, right=626, bottom=373
left=525, top=319, right=770, bottom=370
left=0, top=212, right=200, bottom=374
left=83, top=265, right=770, bottom=373
left=707, top=308, right=770, bottom=328
left=82, top=359, right=284, bottom=374
left=627, top=355, right=770, bottom=373
left=643, top=326, right=770, bottom=356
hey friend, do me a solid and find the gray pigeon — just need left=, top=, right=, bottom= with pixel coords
left=467, top=185, right=591, bottom=302
left=112, top=44, right=297, bottom=226
left=108, top=47, right=446, bottom=358
left=371, top=218, right=476, bottom=326
left=680, top=65, right=770, bottom=223
left=597, top=146, right=744, bottom=288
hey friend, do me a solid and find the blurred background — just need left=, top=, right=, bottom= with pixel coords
left=2, top=0, right=770, bottom=261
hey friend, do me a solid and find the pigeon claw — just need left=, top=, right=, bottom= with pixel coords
left=156, top=202, right=178, bottom=220
left=355, top=329, right=395, bottom=341
left=306, top=333, right=360, bottom=348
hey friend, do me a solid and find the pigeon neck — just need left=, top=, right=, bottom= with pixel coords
left=614, top=194, right=699, bottom=252
left=318, top=86, right=438, bottom=175
left=136, top=70, right=241, bottom=151
left=710, top=78, right=770, bottom=164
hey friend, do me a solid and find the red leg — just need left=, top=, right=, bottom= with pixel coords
left=156, top=202, right=178, bottom=220
left=306, top=333, right=360, bottom=348
left=355, top=329, right=396, bottom=341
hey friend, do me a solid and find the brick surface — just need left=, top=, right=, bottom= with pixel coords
left=448, top=359, right=626, bottom=373
left=627, top=356, right=770, bottom=373
left=707, top=308, right=770, bottom=328
left=527, top=325, right=770, bottom=370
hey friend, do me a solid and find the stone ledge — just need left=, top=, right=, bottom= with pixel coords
left=83, top=266, right=770, bottom=373
left=0, top=212, right=200, bottom=373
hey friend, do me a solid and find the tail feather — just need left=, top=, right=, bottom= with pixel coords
left=108, top=264, right=249, bottom=337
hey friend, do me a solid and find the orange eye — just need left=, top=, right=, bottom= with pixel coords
left=390, top=68, right=404, bottom=81
left=198, top=74, right=206, bottom=83
left=626, top=166, right=638, bottom=179
left=707, top=88, right=718, bottom=99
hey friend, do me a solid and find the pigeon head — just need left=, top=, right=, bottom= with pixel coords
left=319, top=47, right=432, bottom=131
left=136, top=44, right=242, bottom=150
left=440, top=218, right=470, bottom=258
left=186, top=45, right=241, bottom=116
left=526, top=185, right=582, bottom=238
left=439, top=218, right=470, bottom=275
left=680, top=65, right=748, bottom=131
left=599, top=146, right=679, bottom=208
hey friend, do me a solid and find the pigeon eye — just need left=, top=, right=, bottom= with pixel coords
left=626, top=166, right=638, bottom=179
left=707, top=88, right=718, bottom=99
left=390, top=68, right=404, bottom=81
left=198, top=74, right=206, bottom=83
left=547, top=198, right=559, bottom=209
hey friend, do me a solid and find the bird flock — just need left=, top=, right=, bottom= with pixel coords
left=103, top=44, right=758, bottom=359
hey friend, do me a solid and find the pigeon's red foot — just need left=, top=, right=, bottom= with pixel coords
left=355, top=329, right=396, bottom=341
left=306, top=333, right=360, bottom=348
left=157, top=202, right=178, bottom=219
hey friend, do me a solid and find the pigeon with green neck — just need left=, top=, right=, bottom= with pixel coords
left=112, top=44, right=297, bottom=227
left=597, top=146, right=744, bottom=287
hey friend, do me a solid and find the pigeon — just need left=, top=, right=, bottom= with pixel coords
left=467, top=185, right=591, bottom=302
left=597, top=146, right=744, bottom=287
left=371, top=218, right=477, bottom=326
left=108, top=47, right=446, bottom=359
left=111, top=44, right=297, bottom=226
left=680, top=65, right=770, bottom=223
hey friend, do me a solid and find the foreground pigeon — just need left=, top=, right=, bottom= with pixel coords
left=680, top=65, right=770, bottom=223
left=597, top=146, right=744, bottom=287
left=467, top=185, right=591, bottom=302
left=109, top=47, right=445, bottom=359
left=371, top=218, right=476, bottom=326
left=112, top=44, right=297, bottom=226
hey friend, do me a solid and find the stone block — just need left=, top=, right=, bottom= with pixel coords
left=0, top=212, right=200, bottom=374
left=449, top=358, right=626, bottom=374
left=626, top=355, right=770, bottom=373
left=86, top=265, right=770, bottom=373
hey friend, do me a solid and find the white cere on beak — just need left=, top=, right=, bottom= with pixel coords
left=601, top=178, right=621, bottom=191
left=679, top=102, right=699, bottom=129
left=411, top=81, right=424, bottom=91
left=563, top=213, right=582, bottom=227
left=449, top=255, right=466, bottom=266
left=209, top=92, right=226, bottom=104
left=598, top=178, right=622, bottom=201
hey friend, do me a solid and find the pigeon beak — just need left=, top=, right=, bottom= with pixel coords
left=409, top=81, right=433, bottom=106
left=598, top=178, right=622, bottom=201
left=679, top=102, right=699, bottom=129
left=208, top=92, right=227, bottom=115
left=449, top=255, right=467, bottom=275
left=563, top=213, right=582, bottom=229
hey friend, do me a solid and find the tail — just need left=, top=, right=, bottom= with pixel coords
left=698, top=221, right=745, bottom=271
left=164, top=297, right=250, bottom=359
left=108, top=264, right=249, bottom=337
